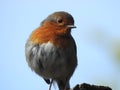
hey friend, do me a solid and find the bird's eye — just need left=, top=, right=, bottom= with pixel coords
left=57, top=19, right=63, bottom=23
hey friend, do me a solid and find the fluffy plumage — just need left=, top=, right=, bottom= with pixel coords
left=25, top=11, right=77, bottom=90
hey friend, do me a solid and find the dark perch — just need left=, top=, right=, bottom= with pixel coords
left=72, top=83, right=112, bottom=90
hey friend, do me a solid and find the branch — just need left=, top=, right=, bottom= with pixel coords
left=72, top=83, right=112, bottom=90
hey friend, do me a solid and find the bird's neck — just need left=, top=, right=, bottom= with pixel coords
left=30, top=27, right=72, bottom=48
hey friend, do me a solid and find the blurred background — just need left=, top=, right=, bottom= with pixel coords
left=0, top=0, right=120, bottom=90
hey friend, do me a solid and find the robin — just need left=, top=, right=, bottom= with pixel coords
left=25, top=11, right=77, bottom=90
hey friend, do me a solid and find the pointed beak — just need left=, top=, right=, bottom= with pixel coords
left=67, top=25, right=76, bottom=28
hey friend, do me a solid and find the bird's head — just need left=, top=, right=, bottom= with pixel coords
left=41, top=11, right=76, bottom=35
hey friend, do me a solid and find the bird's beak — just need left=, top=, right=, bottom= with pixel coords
left=67, top=25, right=76, bottom=28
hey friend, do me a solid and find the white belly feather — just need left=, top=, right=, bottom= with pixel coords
left=25, top=40, right=76, bottom=79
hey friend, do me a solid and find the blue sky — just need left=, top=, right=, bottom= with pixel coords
left=1, top=0, right=120, bottom=90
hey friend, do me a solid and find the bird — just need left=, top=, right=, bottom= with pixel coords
left=25, top=11, right=77, bottom=90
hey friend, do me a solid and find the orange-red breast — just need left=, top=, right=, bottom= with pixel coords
left=25, top=11, right=77, bottom=90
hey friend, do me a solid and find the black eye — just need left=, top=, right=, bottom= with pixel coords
left=57, top=19, right=63, bottom=23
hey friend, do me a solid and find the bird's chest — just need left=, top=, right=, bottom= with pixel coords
left=26, top=41, right=73, bottom=77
